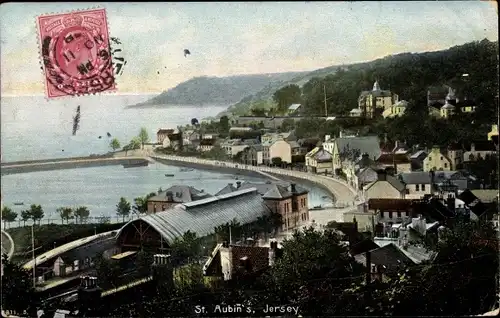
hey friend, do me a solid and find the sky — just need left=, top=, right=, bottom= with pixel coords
left=0, top=1, right=498, bottom=95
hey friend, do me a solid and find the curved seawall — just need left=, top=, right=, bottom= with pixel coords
left=150, top=155, right=359, bottom=204
left=1, top=157, right=150, bottom=175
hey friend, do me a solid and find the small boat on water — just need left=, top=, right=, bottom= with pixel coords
left=122, top=161, right=149, bottom=168
left=165, top=174, right=175, bottom=177
left=14, top=202, right=24, bottom=206
left=179, top=168, right=194, bottom=172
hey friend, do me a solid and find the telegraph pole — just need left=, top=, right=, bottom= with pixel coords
left=32, top=224, right=36, bottom=288
left=323, top=84, right=328, bottom=117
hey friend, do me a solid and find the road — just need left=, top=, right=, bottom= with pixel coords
left=150, top=154, right=361, bottom=225
left=1, top=230, right=14, bottom=260
left=1, top=156, right=150, bottom=175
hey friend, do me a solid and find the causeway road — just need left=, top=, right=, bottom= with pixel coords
left=1, top=230, right=14, bottom=260
left=150, top=155, right=361, bottom=225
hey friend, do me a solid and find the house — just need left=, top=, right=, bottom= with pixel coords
left=239, top=144, right=263, bottom=165
left=355, top=167, right=379, bottom=190
left=349, top=108, right=362, bottom=117
left=305, top=146, right=333, bottom=174
left=440, top=100, right=455, bottom=118
left=380, top=140, right=409, bottom=155
left=221, top=139, right=259, bottom=158
left=181, top=130, right=200, bottom=145
left=146, top=185, right=212, bottom=213
left=382, top=100, right=408, bottom=118
left=423, top=146, right=453, bottom=171
left=331, top=135, right=382, bottom=173
left=457, top=189, right=496, bottom=219
left=201, top=132, right=219, bottom=140
left=433, top=170, right=477, bottom=191
left=229, top=127, right=253, bottom=133
left=398, top=172, right=433, bottom=199
left=263, top=139, right=294, bottom=164
left=353, top=244, right=416, bottom=281
left=367, top=198, right=416, bottom=224
left=166, top=132, right=182, bottom=150
left=287, top=103, right=302, bottom=116
left=375, top=153, right=411, bottom=174
left=363, top=170, right=406, bottom=200
left=203, top=241, right=282, bottom=281
left=487, top=124, right=498, bottom=141
left=343, top=153, right=383, bottom=189
left=157, top=129, right=175, bottom=146
left=462, top=141, right=497, bottom=162
left=409, top=150, right=427, bottom=171
left=198, top=138, right=217, bottom=152
left=261, top=131, right=296, bottom=143
left=236, top=181, right=310, bottom=231
left=357, top=81, right=398, bottom=118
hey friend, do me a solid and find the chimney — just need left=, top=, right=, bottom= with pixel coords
left=166, top=191, right=173, bottom=201
left=470, top=143, right=475, bottom=152
left=429, top=170, right=435, bottom=192
left=220, top=242, right=233, bottom=281
left=78, top=276, right=101, bottom=315
left=352, top=216, right=358, bottom=233
left=325, top=134, right=331, bottom=142
left=268, top=241, right=278, bottom=266
left=364, top=251, right=372, bottom=302
left=377, top=170, right=387, bottom=181
left=446, top=194, right=455, bottom=213
left=339, top=130, right=343, bottom=138
left=236, top=181, right=242, bottom=189
left=290, top=183, right=297, bottom=193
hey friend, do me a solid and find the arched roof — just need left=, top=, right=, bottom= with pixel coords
left=117, top=188, right=271, bottom=245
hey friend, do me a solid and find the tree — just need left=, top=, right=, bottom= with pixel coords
left=74, top=206, right=90, bottom=224
left=266, top=227, right=364, bottom=315
left=250, top=107, right=267, bottom=117
left=135, top=250, right=154, bottom=277
left=109, top=138, right=121, bottom=152
left=138, top=127, right=149, bottom=149
left=169, top=230, right=200, bottom=264
left=271, top=157, right=282, bottom=166
left=116, top=197, right=131, bottom=222
left=272, top=84, right=302, bottom=113
left=20, top=210, right=31, bottom=227
left=1, top=253, right=36, bottom=316
left=129, top=137, right=142, bottom=150
left=29, top=204, right=44, bottom=225
left=218, top=116, right=230, bottom=135
left=191, top=118, right=199, bottom=126
left=94, top=253, right=121, bottom=288
left=133, top=192, right=157, bottom=215
left=57, top=207, right=73, bottom=224
left=1, top=206, right=17, bottom=228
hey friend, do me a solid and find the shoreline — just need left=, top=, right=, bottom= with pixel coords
left=151, top=155, right=357, bottom=203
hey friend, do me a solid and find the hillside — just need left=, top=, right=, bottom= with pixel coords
left=127, top=73, right=306, bottom=108
left=220, top=39, right=498, bottom=118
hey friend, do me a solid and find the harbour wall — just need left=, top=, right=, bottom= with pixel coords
left=1, top=158, right=150, bottom=175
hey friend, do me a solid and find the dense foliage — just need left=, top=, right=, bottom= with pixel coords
left=1, top=254, right=36, bottom=316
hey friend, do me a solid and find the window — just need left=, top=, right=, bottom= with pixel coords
left=397, top=211, right=401, bottom=218
left=416, top=184, right=420, bottom=191
left=429, top=157, right=432, bottom=161
left=162, top=205, right=166, bottom=210
left=444, top=163, right=448, bottom=168
left=388, top=211, right=393, bottom=219
left=422, top=184, right=426, bottom=191
left=153, top=204, right=157, bottom=213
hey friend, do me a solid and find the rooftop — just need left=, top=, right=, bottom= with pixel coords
left=118, top=188, right=272, bottom=245
left=148, top=185, right=212, bottom=203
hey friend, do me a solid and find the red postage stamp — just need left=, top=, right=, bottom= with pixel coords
left=37, top=8, right=116, bottom=99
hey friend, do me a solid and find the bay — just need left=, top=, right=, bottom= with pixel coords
left=0, top=95, right=331, bottom=222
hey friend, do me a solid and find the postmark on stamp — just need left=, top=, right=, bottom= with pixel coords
left=37, top=8, right=116, bottom=99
